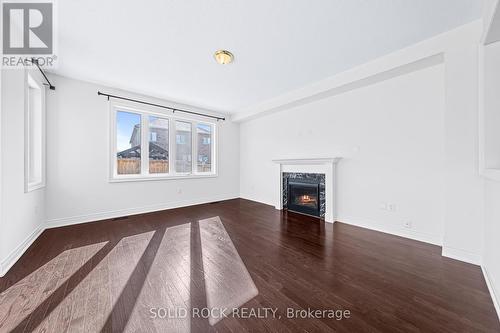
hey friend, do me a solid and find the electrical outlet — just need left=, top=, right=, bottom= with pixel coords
left=388, top=203, right=396, bottom=212
left=404, top=220, right=412, bottom=229
left=177, top=188, right=182, bottom=194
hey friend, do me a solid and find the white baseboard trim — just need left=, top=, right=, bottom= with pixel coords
left=482, top=265, right=500, bottom=322
left=45, top=193, right=240, bottom=229
left=441, top=246, right=482, bottom=265
left=336, top=216, right=443, bottom=246
left=239, top=195, right=275, bottom=207
left=0, top=224, right=44, bottom=277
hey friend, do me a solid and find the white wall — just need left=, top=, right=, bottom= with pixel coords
left=484, top=180, right=500, bottom=316
left=481, top=40, right=500, bottom=318
left=1, top=69, right=46, bottom=275
left=441, top=42, right=484, bottom=264
left=240, top=64, right=446, bottom=244
left=0, top=50, right=3, bottom=274
left=44, top=75, right=240, bottom=226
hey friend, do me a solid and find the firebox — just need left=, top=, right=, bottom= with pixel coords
left=287, top=180, right=321, bottom=217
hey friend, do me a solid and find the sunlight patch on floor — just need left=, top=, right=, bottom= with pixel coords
left=199, top=216, right=259, bottom=326
left=0, top=241, right=108, bottom=333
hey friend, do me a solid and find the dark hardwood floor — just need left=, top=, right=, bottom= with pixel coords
left=0, top=199, right=499, bottom=332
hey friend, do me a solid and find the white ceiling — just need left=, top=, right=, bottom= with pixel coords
left=53, top=0, right=484, bottom=114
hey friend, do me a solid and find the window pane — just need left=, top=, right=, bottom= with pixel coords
left=28, top=82, right=43, bottom=184
left=116, top=111, right=141, bottom=174
left=197, top=123, right=212, bottom=173
left=175, top=121, right=192, bottom=173
left=149, top=116, right=169, bottom=174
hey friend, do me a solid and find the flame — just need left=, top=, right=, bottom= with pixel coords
left=299, top=195, right=317, bottom=204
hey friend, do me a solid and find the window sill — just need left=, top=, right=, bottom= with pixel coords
left=25, top=182, right=45, bottom=193
left=481, top=168, right=500, bottom=182
left=109, top=173, right=218, bottom=183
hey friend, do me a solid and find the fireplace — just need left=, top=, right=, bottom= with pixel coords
left=287, top=180, right=321, bottom=217
left=274, top=158, right=340, bottom=222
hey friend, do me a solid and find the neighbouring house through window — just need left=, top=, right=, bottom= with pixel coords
left=175, top=121, right=192, bottom=173
left=116, top=111, right=141, bottom=175
left=149, top=116, right=168, bottom=174
left=197, top=123, right=212, bottom=172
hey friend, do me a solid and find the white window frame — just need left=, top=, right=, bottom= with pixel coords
left=24, top=70, right=46, bottom=192
left=109, top=100, right=218, bottom=182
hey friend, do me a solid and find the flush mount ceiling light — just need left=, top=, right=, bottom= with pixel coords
left=214, top=50, right=234, bottom=65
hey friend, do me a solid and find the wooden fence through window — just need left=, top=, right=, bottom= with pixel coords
left=117, top=159, right=211, bottom=174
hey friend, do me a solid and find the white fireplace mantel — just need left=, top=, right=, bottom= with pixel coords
left=272, top=158, right=341, bottom=165
left=273, top=158, right=341, bottom=223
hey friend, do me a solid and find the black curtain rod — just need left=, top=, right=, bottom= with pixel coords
left=97, top=91, right=225, bottom=121
left=32, top=58, right=55, bottom=90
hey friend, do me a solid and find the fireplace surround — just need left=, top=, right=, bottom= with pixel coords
left=273, top=158, right=341, bottom=223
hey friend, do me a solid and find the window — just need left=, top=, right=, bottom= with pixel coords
left=25, top=73, right=45, bottom=192
left=175, top=121, right=192, bottom=173
left=116, top=111, right=141, bottom=175
left=197, top=123, right=212, bottom=173
left=149, top=116, right=168, bottom=174
left=111, top=104, right=216, bottom=180
left=481, top=41, right=500, bottom=181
